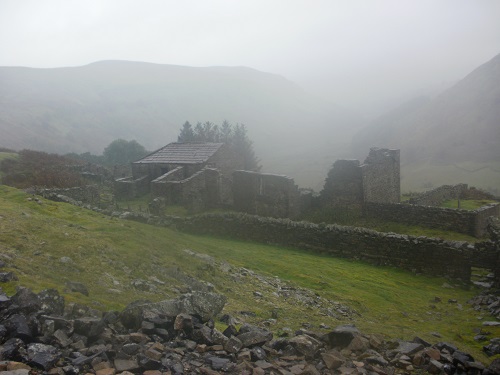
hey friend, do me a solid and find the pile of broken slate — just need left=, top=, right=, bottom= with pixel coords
left=1, top=286, right=500, bottom=375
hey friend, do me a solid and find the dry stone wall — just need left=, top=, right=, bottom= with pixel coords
left=36, top=185, right=100, bottom=205
left=36, top=191, right=500, bottom=283
left=114, top=175, right=150, bottom=199
left=170, top=213, right=499, bottom=281
left=233, top=171, right=300, bottom=218
left=409, top=184, right=468, bottom=206
left=364, top=202, right=500, bottom=238
left=487, top=218, right=500, bottom=286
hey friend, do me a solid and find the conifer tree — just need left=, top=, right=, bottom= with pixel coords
left=178, top=121, right=195, bottom=142
left=176, top=120, right=260, bottom=171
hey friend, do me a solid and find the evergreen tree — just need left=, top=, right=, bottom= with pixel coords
left=220, top=120, right=233, bottom=143
left=177, top=121, right=195, bottom=142
left=232, top=123, right=260, bottom=171
left=202, top=121, right=219, bottom=142
left=193, top=122, right=204, bottom=141
left=176, top=120, right=260, bottom=171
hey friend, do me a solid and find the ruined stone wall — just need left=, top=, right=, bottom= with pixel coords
left=320, top=148, right=400, bottom=209
left=487, top=218, right=500, bottom=286
left=151, top=168, right=220, bottom=213
left=320, top=160, right=363, bottom=209
left=475, top=204, right=500, bottom=237
left=208, top=144, right=244, bottom=179
left=409, top=184, right=468, bottom=206
left=361, top=148, right=400, bottom=204
left=219, top=174, right=234, bottom=206
left=114, top=175, right=150, bottom=199
left=462, top=187, right=497, bottom=200
left=363, top=202, right=500, bottom=238
left=151, top=167, right=185, bottom=198
left=233, top=171, right=300, bottom=218
left=172, top=213, right=499, bottom=281
left=37, top=185, right=100, bottom=205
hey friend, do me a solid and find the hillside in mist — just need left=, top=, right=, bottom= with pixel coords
left=0, top=60, right=362, bottom=188
left=352, top=53, right=500, bottom=193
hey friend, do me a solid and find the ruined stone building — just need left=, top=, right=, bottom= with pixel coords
left=232, top=171, right=301, bottom=219
left=320, top=148, right=400, bottom=208
left=114, top=145, right=400, bottom=218
left=115, top=142, right=244, bottom=211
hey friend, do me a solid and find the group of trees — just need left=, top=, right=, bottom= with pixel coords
left=0, top=121, right=260, bottom=188
left=178, top=120, right=260, bottom=171
left=67, top=139, right=149, bottom=166
left=0, top=139, right=149, bottom=189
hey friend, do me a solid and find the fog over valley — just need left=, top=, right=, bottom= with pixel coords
left=3, top=3, right=500, bottom=371
left=1, top=0, right=499, bottom=192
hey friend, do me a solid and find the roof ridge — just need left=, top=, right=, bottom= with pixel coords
left=134, top=142, right=225, bottom=164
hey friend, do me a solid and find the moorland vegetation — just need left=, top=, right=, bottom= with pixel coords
left=1, top=157, right=500, bottom=366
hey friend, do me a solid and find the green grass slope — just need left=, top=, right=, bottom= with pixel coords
left=0, top=185, right=497, bottom=362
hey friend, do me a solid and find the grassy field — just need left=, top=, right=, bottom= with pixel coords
left=301, top=207, right=479, bottom=242
left=0, top=185, right=498, bottom=363
left=0, top=152, right=18, bottom=178
left=442, top=199, right=498, bottom=210
left=0, top=152, right=17, bottom=162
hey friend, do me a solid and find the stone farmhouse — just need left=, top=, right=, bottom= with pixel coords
left=115, top=142, right=244, bottom=211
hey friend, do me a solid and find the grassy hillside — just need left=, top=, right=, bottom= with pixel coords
left=0, top=151, right=18, bottom=165
left=0, top=185, right=498, bottom=362
left=352, top=53, right=500, bottom=193
left=401, top=160, right=500, bottom=195
left=0, top=151, right=18, bottom=179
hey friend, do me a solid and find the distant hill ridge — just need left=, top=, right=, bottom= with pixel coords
left=3, top=54, right=499, bottom=191
left=0, top=60, right=361, bottom=188
left=352, top=52, right=500, bottom=192
left=353, top=53, right=500, bottom=164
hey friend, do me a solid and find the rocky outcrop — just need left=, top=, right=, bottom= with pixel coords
left=1, top=286, right=500, bottom=374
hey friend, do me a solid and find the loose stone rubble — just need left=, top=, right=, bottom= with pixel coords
left=182, top=249, right=359, bottom=321
left=1, top=286, right=500, bottom=374
left=468, top=292, right=500, bottom=357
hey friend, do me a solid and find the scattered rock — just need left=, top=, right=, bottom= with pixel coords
left=0, top=285, right=495, bottom=375
left=0, top=272, right=18, bottom=282
left=325, top=324, right=359, bottom=348
left=483, top=321, right=500, bottom=327
left=64, top=281, right=89, bottom=296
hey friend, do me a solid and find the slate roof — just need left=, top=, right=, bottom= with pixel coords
left=134, top=142, right=224, bottom=164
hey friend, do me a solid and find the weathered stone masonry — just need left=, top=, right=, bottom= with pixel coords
left=169, top=213, right=499, bottom=281
left=152, top=167, right=221, bottom=212
left=36, top=189, right=500, bottom=283
left=361, top=148, right=400, bottom=204
left=232, top=171, right=301, bottom=218
left=409, top=184, right=468, bottom=206
left=321, top=148, right=400, bottom=208
left=36, top=185, right=100, bottom=205
left=364, top=202, right=500, bottom=238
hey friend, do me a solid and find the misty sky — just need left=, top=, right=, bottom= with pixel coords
left=1, top=0, right=499, bottom=116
